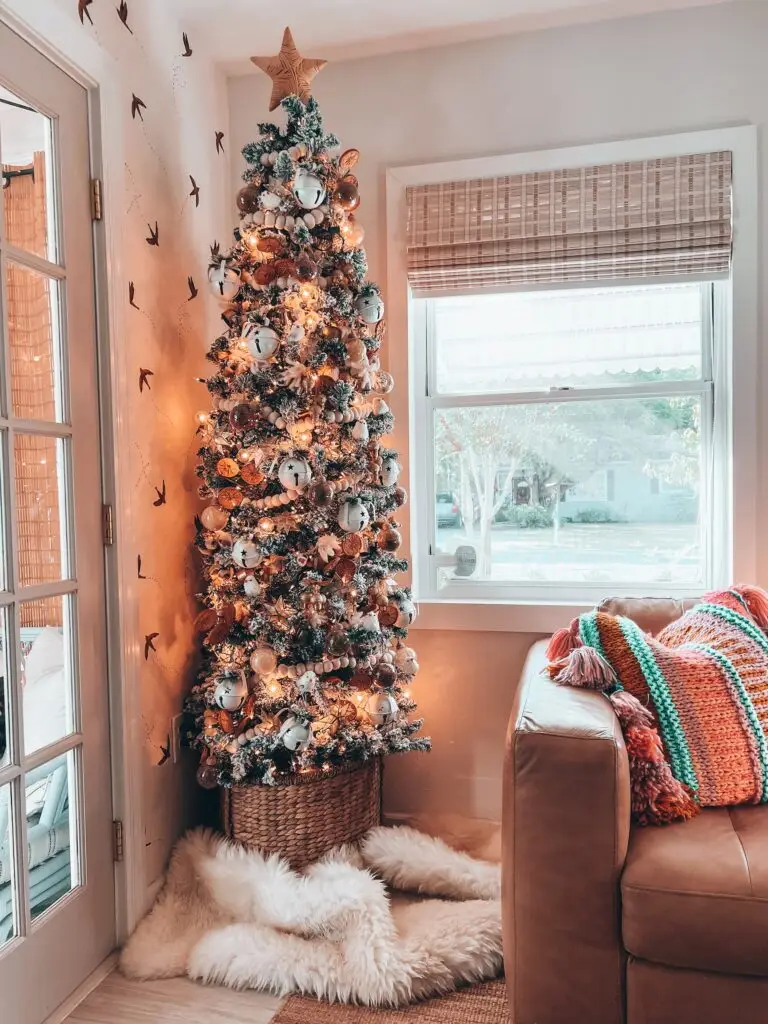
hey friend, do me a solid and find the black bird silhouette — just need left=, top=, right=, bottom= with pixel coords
left=131, top=94, right=146, bottom=120
left=215, top=131, right=225, bottom=155
left=157, top=735, right=172, bottom=766
left=117, top=0, right=132, bottom=32
left=144, top=632, right=159, bottom=659
left=139, top=367, right=154, bottom=392
left=137, top=554, right=147, bottom=580
left=182, top=32, right=192, bottom=57
left=153, top=480, right=167, bottom=506
left=189, top=175, right=200, bottom=207
left=146, top=222, right=159, bottom=246
left=128, top=281, right=139, bottom=309
left=187, top=276, right=198, bottom=301
left=78, top=0, right=93, bottom=25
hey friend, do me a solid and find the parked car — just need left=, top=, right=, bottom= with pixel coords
left=436, top=492, right=463, bottom=528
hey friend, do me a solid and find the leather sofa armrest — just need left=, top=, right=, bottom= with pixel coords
left=502, top=639, right=630, bottom=1024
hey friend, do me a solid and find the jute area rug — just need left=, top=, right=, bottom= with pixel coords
left=271, top=978, right=508, bottom=1023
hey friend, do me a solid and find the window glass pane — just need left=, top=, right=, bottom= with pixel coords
left=0, top=782, right=16, bottom=948
left=0, top=609, right=9, bottom=768
left=20, top=595, right=75, bottom=756
left=14, top=433, right=69, bottom=587
left=0, top=86, right=57, bottom=262
left=433, top=283, right=704, bottom=396
left=5, top=262, right=64, bottom=422
left=26, top=749, right=77, bottom=921
left=0, top=434, right=6, bottom=592
left=435, top=396, right=704, bottom=587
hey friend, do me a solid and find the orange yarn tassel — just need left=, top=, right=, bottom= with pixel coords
left=552, top=646, right=617, bottom=689
left=546, top=618, right=583, bottom=662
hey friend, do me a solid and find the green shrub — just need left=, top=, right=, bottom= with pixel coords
left=497, top=502, right=553, bottom=528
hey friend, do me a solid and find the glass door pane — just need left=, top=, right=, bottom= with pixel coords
left=0, top=783, right=16, bottom=950
left=26, top=751, right=76, bottom=921
left=0, top=85, right=58, bottom=263
left=5, top=261, right=64, bottom=422
left=20, top=595, right=75, bottom=756
left=13, top=434, right=70, bottom=587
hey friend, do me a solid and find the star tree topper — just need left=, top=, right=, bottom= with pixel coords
left=251, top=27, right=328, bottom=111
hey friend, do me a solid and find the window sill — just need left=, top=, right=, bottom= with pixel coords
left=411, top=599, right=591, bottom=634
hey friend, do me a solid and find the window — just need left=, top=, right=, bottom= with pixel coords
left=411, top=280, right=721, bottom=601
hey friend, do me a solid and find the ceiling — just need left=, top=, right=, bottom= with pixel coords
left=168, top=0, right=733, bottom=75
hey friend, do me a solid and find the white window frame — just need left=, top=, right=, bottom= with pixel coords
left=385, top=127, right=758, bottom=632
left=411, top=279, right=719, bottom=605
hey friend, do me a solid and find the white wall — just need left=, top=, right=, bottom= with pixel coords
left=228, top=0, right=768, bottom=823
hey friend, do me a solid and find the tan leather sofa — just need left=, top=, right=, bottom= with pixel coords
left=502, top=597, right=768, bottom=1024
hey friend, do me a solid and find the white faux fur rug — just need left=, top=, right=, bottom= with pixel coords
left=120, top=825, right=502, bottom=1007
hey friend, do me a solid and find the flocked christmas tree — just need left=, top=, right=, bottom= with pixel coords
left=186, top=29, right=429, bottom=788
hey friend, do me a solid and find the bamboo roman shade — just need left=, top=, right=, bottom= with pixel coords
left=406, top=151, right=732, bottom=295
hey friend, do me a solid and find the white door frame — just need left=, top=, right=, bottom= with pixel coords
left=0, top=0, right=146, bottom=940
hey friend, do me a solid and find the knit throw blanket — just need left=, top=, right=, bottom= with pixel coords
left=547, top=586, right=768, bottom=825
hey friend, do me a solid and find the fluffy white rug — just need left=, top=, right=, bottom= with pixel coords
left=120, top=825, right=502, bottom=1006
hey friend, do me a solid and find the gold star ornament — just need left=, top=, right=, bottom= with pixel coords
left=251, top=27, right=327, bottom=111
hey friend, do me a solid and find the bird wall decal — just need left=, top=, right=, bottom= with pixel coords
left=139, top=367, right=154, bottom=392
left=129, top=281, right=139, bottom=309
left=153, top=480, right=167, bottom=506
left=138, top=554, right=147, bottom=580
left=144, top=632, right=160, bottom=659
left=146, top=222, right=159, bottom=246
left=117, top=0, right=132, bottom=33
left=156, top=735, right=172, bottom=766
left=215, top=131, right=225, bottom=154
left=131, top=94, right=147, bottom=120
left=187, top=276, right=198, bottom=301
left=78, top=0, right=93, bottom=25
left=182, top=32, right=193, bottom=57
left=189, top=175, right=200, bottom=207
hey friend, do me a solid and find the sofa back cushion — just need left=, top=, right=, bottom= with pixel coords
left=598, top=597, right=698, bottom=636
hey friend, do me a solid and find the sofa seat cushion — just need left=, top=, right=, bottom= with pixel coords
left=622, top=806, right=768, bottom=976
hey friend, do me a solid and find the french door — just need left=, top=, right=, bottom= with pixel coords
left=0, top=21, right=115, bottom=1024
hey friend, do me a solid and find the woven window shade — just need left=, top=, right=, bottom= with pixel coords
left=406, top=151, right=732, bottom=295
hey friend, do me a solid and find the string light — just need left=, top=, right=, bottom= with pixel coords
left=195, top=411, right=209, bottom=426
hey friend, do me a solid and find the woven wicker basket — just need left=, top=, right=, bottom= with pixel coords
left=221, top=758, right=382, bottom=869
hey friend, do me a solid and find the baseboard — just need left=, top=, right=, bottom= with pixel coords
left=43, top=951, right=118, bottom=1024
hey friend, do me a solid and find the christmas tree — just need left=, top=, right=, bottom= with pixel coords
left=186, top=30, right=429, bottom=789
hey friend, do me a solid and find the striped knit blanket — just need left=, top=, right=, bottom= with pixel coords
left=547, top=586, right=768, bottom=825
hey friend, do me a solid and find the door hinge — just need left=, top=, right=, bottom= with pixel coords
left=102, top=503, right=114, bottom=546
left=113, top=819, right=124, bottom=863
left=91, top=177, right=103, bottom=222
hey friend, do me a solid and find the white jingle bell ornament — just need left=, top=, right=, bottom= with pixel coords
left=244, top=322, right=280, bottom=363
left=355, top=290, right=385, bottom=324
left=393, top=594, right=417, bottom=627
left=208, top=260, right=240, bottom=301
left=278, top=457, right=312, bottom=490
left=232, top=539, right=262, bottom=569
left=279, top=714, right=313, bottom=752
left=292, top=168, right=326, bottom=210
left=214, top=672, right=248, bottom=712
left=337, top=497, right=370, bottom=533
left=380, top=456, right=401, bottom=487
left=366, top=691, right=398, bottom=726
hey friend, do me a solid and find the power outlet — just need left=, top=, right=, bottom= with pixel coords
left=170, top=713, right=184, bottom=764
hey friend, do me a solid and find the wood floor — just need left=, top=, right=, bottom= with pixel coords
left=64, top=971, right=283, bottom=1023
